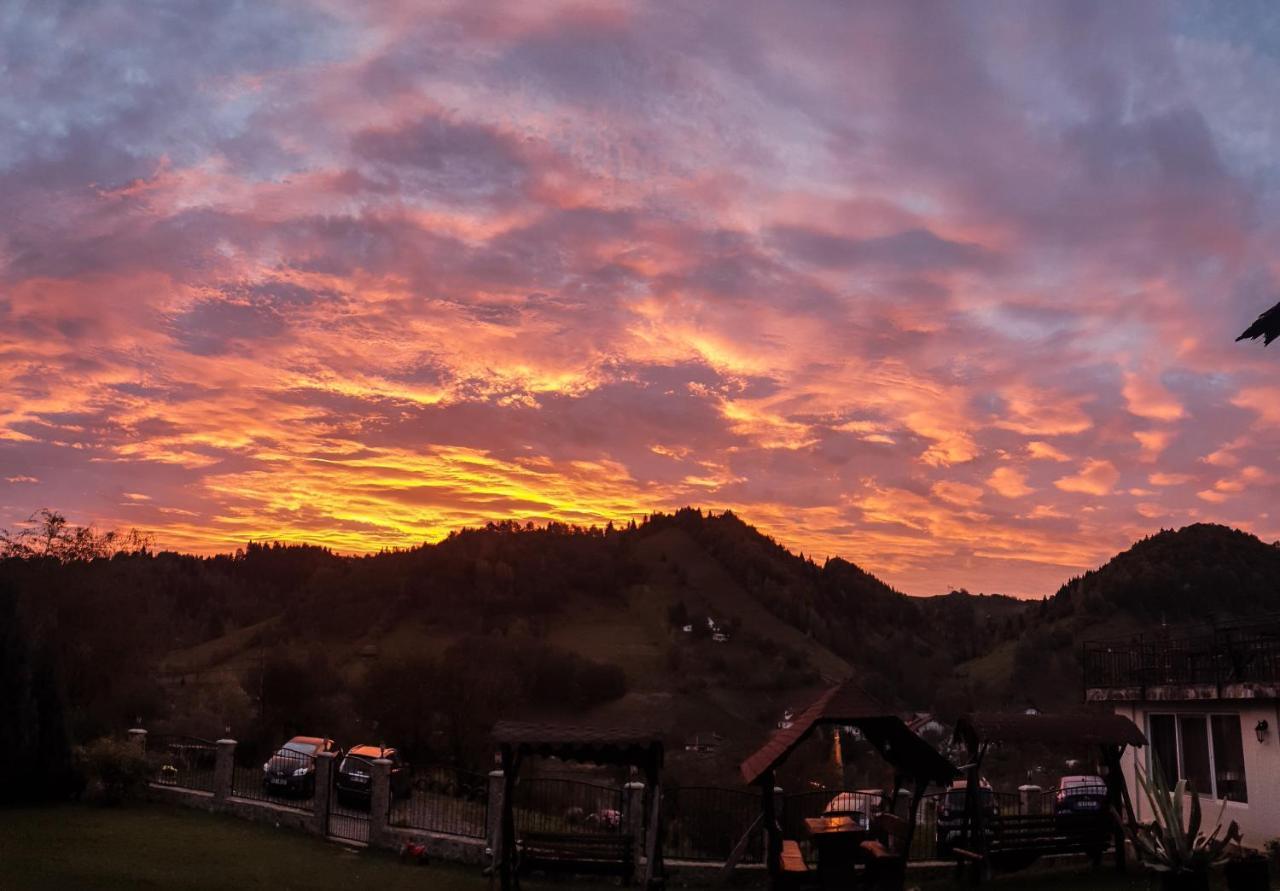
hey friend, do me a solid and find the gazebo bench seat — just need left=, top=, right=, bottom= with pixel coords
left=518, top=831, right=634, bottom=881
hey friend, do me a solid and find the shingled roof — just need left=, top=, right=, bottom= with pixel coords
left=955, top=712, right=1146, bottom=749
left=740, top=679, right=956, bottom=785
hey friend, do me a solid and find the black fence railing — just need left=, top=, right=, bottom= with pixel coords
left=512, top=778, right=626, bottom=836
left=232, top=746, right=315, bottom=812
left=1084, top=629, right=1280, bottom=691
left=663, top=786, right=762, bottom=862
left=149, top=735, right=217, bottom=793
left=389, top=764, right=489, bottom=838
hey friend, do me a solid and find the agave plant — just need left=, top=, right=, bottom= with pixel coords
left=1125, top=757, right=1241, bottom=876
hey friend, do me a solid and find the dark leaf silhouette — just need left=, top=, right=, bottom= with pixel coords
left=1238, top=300, right=1280, bottom=346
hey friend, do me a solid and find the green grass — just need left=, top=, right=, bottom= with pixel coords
left=0, top=802, right=610, bottom=891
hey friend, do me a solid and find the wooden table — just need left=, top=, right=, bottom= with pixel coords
left=804, top=816, right=871, bottom=888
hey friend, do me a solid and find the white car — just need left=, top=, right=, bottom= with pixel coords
left=822, top=791, right=876, bottom=829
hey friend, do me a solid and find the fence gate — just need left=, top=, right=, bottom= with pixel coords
left=327, top=753, right=370, bottom=844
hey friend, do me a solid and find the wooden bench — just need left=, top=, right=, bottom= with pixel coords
left=951, top=812, right=1112, bottom=873
left=859, top=814, right=909, bottom=890
left=774, top=839, right=816, bottom=889
left=518, top=831, right=634, bottom=882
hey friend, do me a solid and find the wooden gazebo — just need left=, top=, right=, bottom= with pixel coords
left=952, top=711, right=1146, bottom=880
left=492, top=720, right=665, bottom=890
left=740, top=679, right=958, bottom=880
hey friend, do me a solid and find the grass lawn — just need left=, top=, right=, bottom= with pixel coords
left=0, top=802, right=1260, bottom=890
left=0, top=802, right=610, bottom=890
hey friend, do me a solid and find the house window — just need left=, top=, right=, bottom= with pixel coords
left=1147, top=713, right=1247, bottom=803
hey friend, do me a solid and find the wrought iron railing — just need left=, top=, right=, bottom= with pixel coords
left=149, top=735, right=217, bottom=793
left=1083, top=626, right=1280, bottom=691
left=389, top=764, right=489, bottom=838
left=664, top=786, right=763, bottom=862
left=511, top=777, right=626, bottom=836
left=232, top=745, right=315, bottom=812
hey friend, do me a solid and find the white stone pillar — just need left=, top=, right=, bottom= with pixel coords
left=214, top=739, right=236, bottom=801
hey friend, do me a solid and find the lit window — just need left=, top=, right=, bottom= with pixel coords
left=1147, top=713, right=1247, bottom=803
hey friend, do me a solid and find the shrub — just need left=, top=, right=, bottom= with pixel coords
left=76, top=736, right=151, bottom=806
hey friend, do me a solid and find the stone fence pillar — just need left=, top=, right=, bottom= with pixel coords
left=487, top=770, right=505, bottom=870
left=1019, top=785, right=1043, bottom=815
left=369, top=758, right=392, bottom=848
left=128, top=728, right=147, bottom=753
left=214, top=739, right=236, bottom=801
left=312, top=751, right=336, bottom=836
left=624, top=781, right=646, bottom=868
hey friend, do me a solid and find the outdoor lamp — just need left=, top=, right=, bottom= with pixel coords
left=1256, top=719, right=1269, bottom=743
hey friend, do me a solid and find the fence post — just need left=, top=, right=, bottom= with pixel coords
left=487, top=769, right=505, bottom=870
left=1018, top=784, right=1042, bottom=815
left=312, top=751, right=336, bottom=836
left=624, top=781, right=646, bottom=869
left=128, top=727, right=147, bottom=753
left=365, top=758, right=391, bottom=848
left=214, top=739, right=236, bottom=802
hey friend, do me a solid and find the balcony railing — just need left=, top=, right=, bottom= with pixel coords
left=1084, top=621, right=1280, bottom=692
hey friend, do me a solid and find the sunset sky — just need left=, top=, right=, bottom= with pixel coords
left=4, top=1, right=1280, bottom=596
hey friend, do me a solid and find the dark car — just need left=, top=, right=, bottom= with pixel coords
left=335, top=745, right=410, bottom=807
left=936, top=779, right=997, bottom=856
left=262, top=736, right=337, bottom=798
left=1054, top=775, right=1108, bottom=815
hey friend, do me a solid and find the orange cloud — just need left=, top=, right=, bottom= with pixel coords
left=1055, top=460, right=1120, bottom=496
left=987, top=466, right=1033, bottom=498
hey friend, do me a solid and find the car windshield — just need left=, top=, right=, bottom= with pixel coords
left=282, top=741, right=318, bottom=756
left=1062, top=778, right=1106, bottom=794
left=341, top=755, right=375, bottom=773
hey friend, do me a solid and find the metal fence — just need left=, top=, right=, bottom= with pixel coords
left=232, top=745, right=315, bottom=812
left=512, top=777, right=626, bottom=836
left=149, top=735, right=217, bottom=793
left=389, top=764, right=489, bottom=838
left=1084, top=628, right=1280, bottom=691
left=663, top=785, right=762, bottom=862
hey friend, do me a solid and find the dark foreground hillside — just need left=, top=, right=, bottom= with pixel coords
left=4, top=511, right=1278, bottom=798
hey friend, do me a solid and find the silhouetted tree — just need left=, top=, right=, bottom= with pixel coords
left=0, top=583, right=74, bottom=803
left=1238, top=301, right=1280, bottom=347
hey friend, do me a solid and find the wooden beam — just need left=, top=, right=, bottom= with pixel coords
left=716, top=813, right=764, bottom=885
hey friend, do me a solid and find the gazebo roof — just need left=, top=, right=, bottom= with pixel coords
left=740, top=679, right=957, bottom=786
left=492, top=720, right=664, bottom=769
left=955, top=712, right=1147, bottom=749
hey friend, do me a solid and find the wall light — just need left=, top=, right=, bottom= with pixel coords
left=1256, top=720, right=1269, bottom=744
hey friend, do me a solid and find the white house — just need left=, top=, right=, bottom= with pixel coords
left=1085, top=620, right=1280, bottom=846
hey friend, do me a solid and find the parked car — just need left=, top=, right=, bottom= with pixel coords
left=822, top=790, right=878, bottom=829
left=1054, top=775, right=1108, bottom=815
left=935, top=778, right=996, bottom=856
left=335, top=745, right=410, bottom=807
left=262, top=736, right=337, bottom=798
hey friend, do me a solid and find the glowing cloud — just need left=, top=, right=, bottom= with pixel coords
left=3, top=1, right=1280, bottom=596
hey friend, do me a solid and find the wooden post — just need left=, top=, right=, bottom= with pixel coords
left=901, top=775, right=928, bottom=861
left=761, top=771, right=782, bottom=879
left=966, top=741, right=988, bottom=885
left=1103, top=745, right=1128, bottom=872
left=499, top=745, right=518, bottom=891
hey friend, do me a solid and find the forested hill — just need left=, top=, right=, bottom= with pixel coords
left=6, top=510, right=1279, bottom=783
left=2, top=508, right=1021, bottom=775
left=1044, top=523, right=1280, bottom=622
left=951, top=524, right=1280, bottom=713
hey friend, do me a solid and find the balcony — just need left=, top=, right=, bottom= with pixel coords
left=1083, top=616, right=1280, bottom=702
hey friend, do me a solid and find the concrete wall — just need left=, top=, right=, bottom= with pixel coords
left=1114, top=701, right=1280, bottom=848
